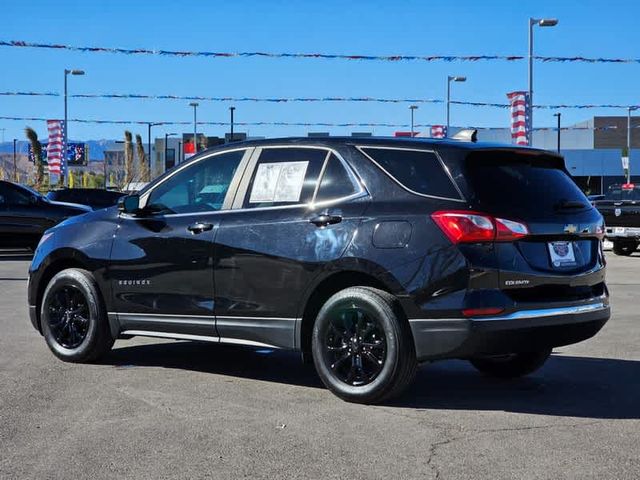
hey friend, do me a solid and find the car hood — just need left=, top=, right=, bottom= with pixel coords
left=47, top=200, right=92, bottom=212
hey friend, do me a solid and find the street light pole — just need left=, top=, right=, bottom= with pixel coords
left=13, top=138, right=17, bottom=182
left=446, top=76, right=466, bottom=137
left=189, top=102, right=199, bottom=155
left=627, top=107, right=637, bottom=184
left=229, top=106, right=236, bottom=142
left=63, top=69, right=85, bottom=187
left=409, top=105, right=418, bottom=136
left=553, top=112, right=561, bottom=152
left=164, top=132, right=177, bottom=171
left=528, top=17, right=558, bottom=146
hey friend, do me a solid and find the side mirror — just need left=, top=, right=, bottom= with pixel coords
left=118, top=194, right=140, bottom=214
left=29, top=195, right=39, bottom=205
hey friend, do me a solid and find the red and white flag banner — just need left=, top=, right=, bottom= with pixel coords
left=46, top=119, right=65, bottom=175
left=506, top=91, right=530, bottom=145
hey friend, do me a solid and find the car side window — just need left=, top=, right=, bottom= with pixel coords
left=243, top=148, right=328, bottom=209
left=315, top=154, right=359, bottom=203
left=2, top=185, right=31, bottom=206
left=146, top=150, right=245, bottom=214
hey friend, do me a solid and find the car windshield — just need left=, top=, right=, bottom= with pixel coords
left=20, top=184, right=48, bottom=201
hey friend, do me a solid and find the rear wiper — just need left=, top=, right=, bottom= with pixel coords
left=555, top=200, right=587, bottom=210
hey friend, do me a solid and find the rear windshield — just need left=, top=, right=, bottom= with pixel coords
left=605, top=185, right=640, bottom=201
left=465, top=152, right=588, bottom=217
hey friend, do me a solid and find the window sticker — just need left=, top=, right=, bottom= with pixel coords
left=249, top=161, right=309, bottom=203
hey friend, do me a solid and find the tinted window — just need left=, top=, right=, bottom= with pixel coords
left=605, top=185, right=640, bottom=201
left=147, top=150, right=244, bottom=214
left=0, top=183, right=31, bottom=206
left=315, top=154, right=358, bottom=202
left=243, top=148, right=327, bottom=208
left=360, top=148, right=461, bottom=199
left=466, top=152, right=589, bottom=216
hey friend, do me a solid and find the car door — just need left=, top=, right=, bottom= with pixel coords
left=0, top=182, right=50, bottom=248
left=213, top=146, right=369, bottom=349
left=109, top=148, right=252, bottom=338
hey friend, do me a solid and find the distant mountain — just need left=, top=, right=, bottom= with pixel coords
left=0, top=139, right=118, bottom=161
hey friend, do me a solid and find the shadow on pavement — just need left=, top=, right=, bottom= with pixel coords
left=105, top=341, right=639, bottom=419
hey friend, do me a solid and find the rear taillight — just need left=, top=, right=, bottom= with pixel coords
left=431, top=211, right=529, bottom=244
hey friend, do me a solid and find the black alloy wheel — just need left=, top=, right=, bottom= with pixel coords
left=47, top=285, right=90, bottom=349
left=325, top=306, right=387, bottom=386
left=312, top=286, right=417, bottom=404
left=41, top=268, right=114, bottom=363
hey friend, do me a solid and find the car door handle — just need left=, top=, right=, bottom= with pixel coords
left=309, top=214, right=342, bottom=227
left=187, top=222, right=214, bottom=234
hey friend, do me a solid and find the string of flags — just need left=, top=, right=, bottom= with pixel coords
left=0, top=115, right=626, bottom=130
left=1, top=91, right=639, bottom=110
left=3, top=40, right=640, bottom=64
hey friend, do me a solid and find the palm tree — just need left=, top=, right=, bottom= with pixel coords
left=135, top=134, right=149, bottom=182
left=124, top=130, right=134, bottom=186
left=25, top=127, right=44, bottom=188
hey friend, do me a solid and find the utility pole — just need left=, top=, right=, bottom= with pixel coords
left=553, top=112, right=561, bottom=152
left=13, top=138, right=17, bottom=181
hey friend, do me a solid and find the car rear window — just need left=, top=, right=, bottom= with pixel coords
left=359, top=147, right=462, bottom=200
left=605, top=185, right=640, bottom=201
left=465, top=151, right=589, bottom=217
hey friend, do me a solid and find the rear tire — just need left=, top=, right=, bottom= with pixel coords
left=470, top=349, right=552, bottom=378
left=40, top=268, right=114, bottom=363
left=612, top=239, right=638, bottom=256
left=311, top=287, right=417, bottom=404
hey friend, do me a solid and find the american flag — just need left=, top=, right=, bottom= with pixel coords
left=506, top=91, right=530, bottom=145
left=46, top=120, right=65, bottom=175
left=430, top=125, right=447, bottom=138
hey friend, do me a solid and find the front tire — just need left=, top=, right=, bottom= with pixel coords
left=469, top=349, right=552, bottom=378
left=40, top=268, right=114, bottom=363
left=311, top=287, right=417, bottom=404
left=612, top=239, right=638, bottom=256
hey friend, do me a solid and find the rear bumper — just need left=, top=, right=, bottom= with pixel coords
left=409, top=300, right=610, bottom=362
left=605, top=226, right=640, bottom=239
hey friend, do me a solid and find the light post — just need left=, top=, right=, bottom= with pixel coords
left=146, top=122, right=162, bottom=178
left=229, top=106, right=236, bottom=142
left=13, top=138, right=17, bottom=181
left=553, top=112, right=561, bottom=152
left=189, top=102, right=199, bottom=155
left=409, top=105, right=418, bottom=136
left=627, top=107, right=638, bottom=184
left=446, top=76, right=466, bottom=136
left=164, top=132, right=177, bottom=171
left=528, top=17, right=558, bottom=145
left=64, top=69, right=85, bottom=186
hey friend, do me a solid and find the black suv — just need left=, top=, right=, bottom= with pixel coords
left=28, top=138, right=609, bottom=403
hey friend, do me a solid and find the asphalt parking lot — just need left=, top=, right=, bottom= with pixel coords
left=0, top=251, right=638, bottom=480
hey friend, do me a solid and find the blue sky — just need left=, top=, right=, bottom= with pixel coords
left=1, top=0, right=639, bottom=143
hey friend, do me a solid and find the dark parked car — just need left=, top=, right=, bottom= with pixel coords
left=28, top=138, right=609, bottom=403
left=0, top=180, right=91, bottom=250
left=47, top=188, right=126, bottom=211
left=594, top=183, right=640, bottom=255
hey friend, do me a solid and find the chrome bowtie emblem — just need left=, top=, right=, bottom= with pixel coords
left=615, top=208, right=622, bottom=217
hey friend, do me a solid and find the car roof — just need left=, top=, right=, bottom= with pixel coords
left=212, top=136, right=560, bottom=157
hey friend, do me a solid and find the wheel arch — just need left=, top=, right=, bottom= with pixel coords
left=297, top=269, right=409, bottom=357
